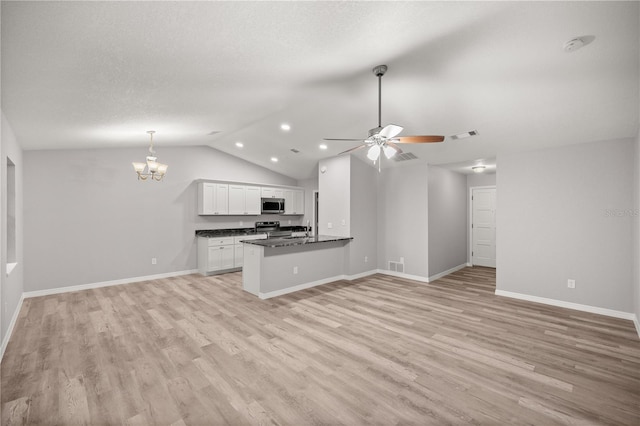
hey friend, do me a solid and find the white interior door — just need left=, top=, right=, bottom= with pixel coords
left=471, top=187, right=496, bottom=268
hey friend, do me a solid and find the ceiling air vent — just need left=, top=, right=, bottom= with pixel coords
left=290, top=148, right=300, bottom=154
left=392, top=152, right=418, bottom=162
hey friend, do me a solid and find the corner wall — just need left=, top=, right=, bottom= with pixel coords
left=497, top=138, right=635, bottom=314
left=23, top=145, right=296, bottom=293
left=1, top=112, right=24, bottom=349
left=377, top=163, right=429, bottom=279
left=348, top=157, right=377, bottom=275
left=427, top=166, right=467, bottom=278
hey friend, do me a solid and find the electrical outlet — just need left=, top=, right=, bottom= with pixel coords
left=288, top=220, right=292, bottom=225
left=328, top=222, right=333, bottom=229
left=400, top=257, right=405, bottom=264
left=364, top=256, right=368, bottom=263
left=293, top=266, right=298, bottom=274
left=239, top=221, right=243, bottom=226
left=341, top=219, right=346, bottom=226
left=151, top=258, right=157, bottom=265
left=567, top=279, right=575, bottom=289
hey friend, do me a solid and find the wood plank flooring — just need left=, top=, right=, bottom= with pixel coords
left=2, top=267, right=639, bottom=425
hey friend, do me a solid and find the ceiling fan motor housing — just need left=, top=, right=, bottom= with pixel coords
left=368, top=126, right=383, bottom=137
left=372, top=65, right=388, bottom=77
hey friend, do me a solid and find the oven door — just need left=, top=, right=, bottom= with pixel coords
left=261, top=198, right=284, bottom=214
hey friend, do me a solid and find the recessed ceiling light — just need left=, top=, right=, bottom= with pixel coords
left=271, top=157, right=278, bottom=162
left=280, top=123, right=291, bottom=131
left=451, top=130, right=478, bottom=140
left=472, top=165, right=486, bottom=173
left=235, top=142, right=244, bottom=148
left=319, top=143, right=328, bottom=150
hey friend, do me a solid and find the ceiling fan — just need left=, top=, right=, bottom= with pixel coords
left=324, top=65, right=445, bottom=167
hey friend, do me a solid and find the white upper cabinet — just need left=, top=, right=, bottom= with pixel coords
left=261, top=187, right=284, bottom=198
left=199, top=181, right=302, bottom=216
left=284, top=189, right=304, bottom=215
left=198, top=182, right=229, bottom=215
left=229, top=185, right=261, bottom=215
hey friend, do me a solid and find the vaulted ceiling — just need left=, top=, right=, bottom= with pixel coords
left=2, top=1, right=638, bottom=179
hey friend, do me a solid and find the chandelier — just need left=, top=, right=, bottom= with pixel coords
left=132, top=130, right=168, bottom=181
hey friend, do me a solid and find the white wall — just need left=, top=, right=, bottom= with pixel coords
left=428, top=166, right=467, bottom=277
left=23, top=145, right=296, bottom=292
left=296, top=176, right=318, bottom=231
left=1, top=112, right=24, bottom=346
left=467, top=172, right=496, bottom=188
left=348, top=157, right=377, bottom=275
left=317, top=156, right=350, bottom=237
left=377, top=163, right=429, bottom=279
left=497, top=139, right=635, bottom=313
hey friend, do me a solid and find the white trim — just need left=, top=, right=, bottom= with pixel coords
left=258, top=269, right=379, bottom=299
left=428, top=263, right=467, bottom=282
left=345, top=269, right=378, bottom=280
left=376, top=269, right=430, bottom=283
left=495, top=289, right=638, bottom=322
left=1, top=293, right=25, bottom=361
left=633, top=315, right=640, bottom=339
left=23, top=269, right=199, bottom=299
left=259, top=275, right=346, bottom=299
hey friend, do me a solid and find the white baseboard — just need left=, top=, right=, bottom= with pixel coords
left=495, top=290, right=640, bottom=337
left=429, top=263, right=468, bottom=282
left=259, top=275, right=347, bottom=299
left=1, top=293, right=25, bottom=361
left=259, top=269, right=379, bottom=299
left=23, top=269, right=199, bottom=299
left=376, top=269, right=430, bottom=283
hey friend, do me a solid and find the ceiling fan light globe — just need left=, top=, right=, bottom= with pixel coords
left=383, top=145, right=397, bottom=159
left=367, top=145, right=381, bottom=161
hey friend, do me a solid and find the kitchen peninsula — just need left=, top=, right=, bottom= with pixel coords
left=242, top=235, right=353, bottom=299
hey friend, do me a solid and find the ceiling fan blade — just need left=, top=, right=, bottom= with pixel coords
left=338, top=144, right=367, bottom=155
left=378, top=124, right=403, bottom=139
left=386, top=141, right=403, bottom=155
left=394, top=135, right=445, bottom=143
left=323, top=138, right=367, bottom=141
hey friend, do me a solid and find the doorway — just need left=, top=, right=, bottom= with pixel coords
left=470, top=186, right=496, bottom=268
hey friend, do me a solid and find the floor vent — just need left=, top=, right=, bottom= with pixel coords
left=388, top=261, right=404, bottom=273
left=392, top=152, right=418, bottom=162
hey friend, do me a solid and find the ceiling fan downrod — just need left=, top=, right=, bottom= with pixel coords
left=372, top=65, right=387, bottom=130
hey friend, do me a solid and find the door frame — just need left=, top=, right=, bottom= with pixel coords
left=468, top=185, right=496, bottom=266
left=312, top=190, right=319, bottom=236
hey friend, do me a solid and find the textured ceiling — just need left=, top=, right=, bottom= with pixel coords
left=2, top=1, right=638, bottom=179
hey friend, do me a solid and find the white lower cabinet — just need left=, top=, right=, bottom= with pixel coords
left=198, top=234, right=266, bottom=275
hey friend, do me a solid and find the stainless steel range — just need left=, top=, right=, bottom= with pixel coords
left=255, top=221, right=292, bottom=239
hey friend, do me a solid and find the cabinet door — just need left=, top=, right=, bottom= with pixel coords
left=283, top=189, right=294, bottom=214
left=234, top=243, right=244, bottom=267
left=228, top=185, right=246, bottom=215
left=214, top=184, right=229, bottom=215
left=199, top=183, right=217, bottom=215
left=208, top=245, right=234, bottom=271
left=245, top=186, right=261, bottom=215
left=293, top=190, right=304, bottom=215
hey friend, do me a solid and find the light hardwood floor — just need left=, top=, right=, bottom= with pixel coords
left=2, top=267, right=639, bottom=425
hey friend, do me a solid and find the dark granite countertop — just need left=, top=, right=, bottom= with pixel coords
left=241, top=235, right=353, bottom=248
left=196, top=226, right=308, bottom=238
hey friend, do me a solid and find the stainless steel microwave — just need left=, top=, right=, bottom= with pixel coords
left=261, top=198, right=285, bottom=214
